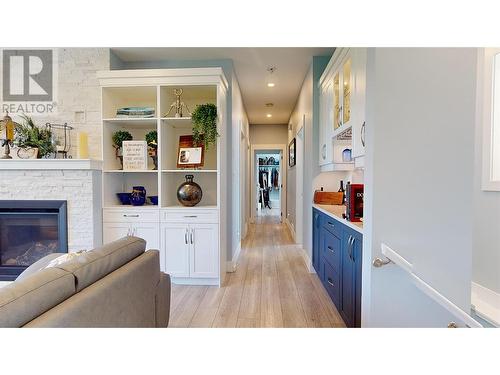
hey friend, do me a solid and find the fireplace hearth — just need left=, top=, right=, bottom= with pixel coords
left=0, top=200, right=68, bottom=281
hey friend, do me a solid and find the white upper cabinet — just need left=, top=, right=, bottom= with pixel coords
left=318, top=48, right=367, bottom=169
left=351, top=48, right=367, bottom=159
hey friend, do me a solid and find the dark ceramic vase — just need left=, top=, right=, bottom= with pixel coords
left=130, top=186, right=147, bottom=206
left=177, top=175, right=202, bottom=207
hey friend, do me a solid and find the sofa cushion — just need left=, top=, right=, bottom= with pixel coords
left=16, top=253, right=63, bottom=282
left=55, top=236, right=146, bottom=292
left=0, top=268, right=75, bottom=327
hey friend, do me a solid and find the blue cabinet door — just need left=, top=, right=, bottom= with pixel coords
left=312, top=209, right=321, bottom=273
left=341, top=227, right=363, bottom=328
left=341, top=228, right=356, bottom=327
left=352, top=231, right=363, bottom=328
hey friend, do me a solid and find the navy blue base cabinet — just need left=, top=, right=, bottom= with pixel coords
left=312, top=208, right=362, bottom=328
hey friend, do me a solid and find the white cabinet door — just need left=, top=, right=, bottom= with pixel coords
left=103, top=223, right=130, bottom=244
left=352, top=48, right=367, bottom=159
left=133, top=222, right=162, bottom=271
left=162, top=223, right=190, bottom=278
left=133, top=223, right=159, bottom=250
left=189, top=223, right=218, bottom=278
left=319, top=83, right=333, bottom=166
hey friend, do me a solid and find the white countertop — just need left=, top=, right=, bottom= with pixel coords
left=313, top=204, right=363, bottom=234
left=0, top=281, right=12, bottom=288
left=0, top=159, right=103, bottom=170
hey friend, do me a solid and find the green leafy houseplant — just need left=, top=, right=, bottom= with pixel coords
left=14, top=115, right=55, bottom=158
left=112, top=130, right=133, bottom=150
left=145, top=130, right=158, bottom=149
left=112, top=130, right=132, bottom=169
left=191, top=103, right=218, bottom=149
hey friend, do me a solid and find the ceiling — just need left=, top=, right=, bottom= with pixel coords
left=111, top=48, right=334, bottom=124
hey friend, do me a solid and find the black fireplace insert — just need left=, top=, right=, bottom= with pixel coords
left=0, top=200, right=68, bottom=281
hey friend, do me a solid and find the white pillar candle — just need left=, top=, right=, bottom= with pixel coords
left=77, top=132, right=89, bottom=159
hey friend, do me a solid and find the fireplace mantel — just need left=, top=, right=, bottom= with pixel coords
left=0, top=159, right=102, bottom=170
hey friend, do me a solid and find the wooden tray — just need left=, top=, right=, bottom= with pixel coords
left=313, top=191, right=343, bottom=205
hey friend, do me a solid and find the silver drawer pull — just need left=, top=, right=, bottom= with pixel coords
left=123, top=214, right=139, bottom=218
left=183, top=215, right=198, bottom=218
left=327, top=221, right=335, bottom=227
left=328, top=246, right=334, bottom=253
left=327, top=278, right=334, bottom=287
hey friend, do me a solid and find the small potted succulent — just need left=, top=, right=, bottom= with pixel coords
left=145, top=130, right=158, bottom=170
left=112, top=130, right=133, bottom=169
left=192, top=103, right=218, bottom=150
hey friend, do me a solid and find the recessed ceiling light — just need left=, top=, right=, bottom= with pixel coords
left=267, top=82, right=275, bottom=88
left=266, top=114, right=272, bottom=118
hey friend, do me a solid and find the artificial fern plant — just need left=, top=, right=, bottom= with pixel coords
left=191, top=103, right=218, bottom=149
left=14, top=115, right=55, bottom=158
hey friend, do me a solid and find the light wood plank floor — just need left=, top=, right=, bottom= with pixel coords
left=169, top=217, right=345, bottom=328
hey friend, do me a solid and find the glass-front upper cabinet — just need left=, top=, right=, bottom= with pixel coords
left=342, top=57, right=352, bottom=125
left=333, top=71, right=341, bottom=130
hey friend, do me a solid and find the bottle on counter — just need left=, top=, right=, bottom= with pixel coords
left=338, top=180, right=345, bottom=205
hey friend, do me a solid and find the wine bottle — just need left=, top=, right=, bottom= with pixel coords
left=338, top=180, right=345, bottom=205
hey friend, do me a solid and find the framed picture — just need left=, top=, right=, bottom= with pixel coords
left=177, top=135, right=205, bottom=168
left=289, top=138, right=296, bottom=167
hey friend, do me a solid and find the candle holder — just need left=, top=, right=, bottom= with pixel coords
left=0, top=139, right=12, bottom=159
left=46, top=123, right=74, bottom=159
left=0, top=112, right=17, bottom=159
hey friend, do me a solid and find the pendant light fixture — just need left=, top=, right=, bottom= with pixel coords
left=265, top=66, right=278, bottom=88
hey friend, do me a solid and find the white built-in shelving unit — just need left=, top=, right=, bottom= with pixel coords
left=98, top=68, right=228, bottom=286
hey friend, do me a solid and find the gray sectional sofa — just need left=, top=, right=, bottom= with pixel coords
left=0, top=236, right=171, bottom=328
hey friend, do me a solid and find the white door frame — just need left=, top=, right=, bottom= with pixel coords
left=250, top=144, right=287, bottom=223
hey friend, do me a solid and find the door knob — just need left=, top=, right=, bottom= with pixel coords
left=372, top=257, right=392, bottom=267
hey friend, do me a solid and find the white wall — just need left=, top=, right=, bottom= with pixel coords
left=249, top=124, right=288, bottom=144
left=231, top=72, right=249, bottom=265
left=363, top=48, right=478, bottom=327
left=472, top=51, right=500, bottom=294
left=3, top=48, right=110, bottom=159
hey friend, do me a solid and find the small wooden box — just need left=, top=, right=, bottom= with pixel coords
left=313, top=191, right=343, bottom=205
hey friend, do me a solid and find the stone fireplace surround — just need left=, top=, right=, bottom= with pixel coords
left=0, top=160, right=103, bottom=258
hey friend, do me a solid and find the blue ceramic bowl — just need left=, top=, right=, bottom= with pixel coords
left=148, top=196, right=158, bottom=205
left=116, top=192, right=131, bottom=205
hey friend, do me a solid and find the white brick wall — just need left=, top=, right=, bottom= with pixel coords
left=2, top=48, right=110, bottom=159
left=0, top=48, right=108, bottom=253
left=0, top=169, right=101, bottom=252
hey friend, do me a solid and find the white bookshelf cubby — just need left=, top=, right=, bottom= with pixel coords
left=98, top=68, right=228, bottom=286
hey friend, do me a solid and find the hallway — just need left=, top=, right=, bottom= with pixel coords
left=169, top=220, right=345, bottom=328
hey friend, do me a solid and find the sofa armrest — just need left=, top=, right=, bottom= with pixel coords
left=155, top=272, right=171, bottom=327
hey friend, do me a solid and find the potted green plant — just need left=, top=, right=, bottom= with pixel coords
left=145, top=130, right=158, bottom=170
left=191, top=103, right=218, bottom=149
left=112, top=130, right=133, bottom=169
left=13, top=115, right=55, bottom=158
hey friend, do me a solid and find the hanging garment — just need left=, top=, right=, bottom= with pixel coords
left=271, top=167, right=280, bottom=189
left=259, top=170, right=269, bottom=189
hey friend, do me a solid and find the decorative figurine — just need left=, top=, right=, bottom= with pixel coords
left=165, top=88, right=191, bottom=118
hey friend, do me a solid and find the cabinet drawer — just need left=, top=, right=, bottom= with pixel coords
left=161, top=209, right=219, bottom=223
left=320, top=214, right=342, bottom=238
left=103, top=209, right=159, bottom=223
left=321, top=228, right=341, bottom=272
left=321, top=257, right=341, bottom=309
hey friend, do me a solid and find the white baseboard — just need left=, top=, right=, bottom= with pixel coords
left=285, top=218, right=296, bottom=242
left=226, top=242, right=242, bottom=273
left=299, top=247, right=314, bottom=273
